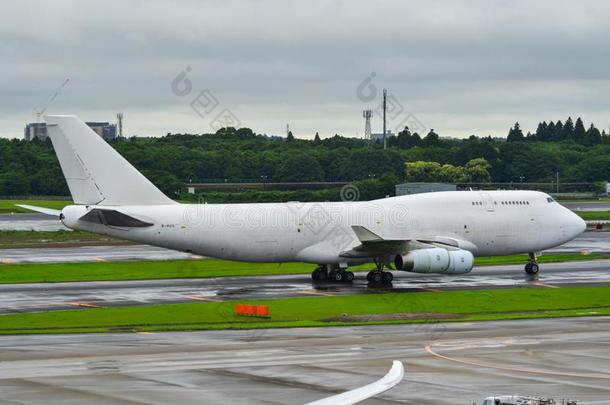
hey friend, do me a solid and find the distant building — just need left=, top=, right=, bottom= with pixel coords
left=370, top=130, right=395, bottom=142
left=24, top=123, right=47, bottom=141
left=24, top=122, right=117, bottom=142
left=395, top=182, right=457, bottom=196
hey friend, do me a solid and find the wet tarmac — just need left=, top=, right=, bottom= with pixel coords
left=0, top=317, right=607, bottom=404
left=0, top=213, right=68, bottom=231
left=561, top=201, right=610, bottom=211
left=1, top=259, right=609, bottom=314
left=0, top=245, right=196, bottom=264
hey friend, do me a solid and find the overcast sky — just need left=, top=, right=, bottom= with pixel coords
left=1, top=0, right=609, bottom=139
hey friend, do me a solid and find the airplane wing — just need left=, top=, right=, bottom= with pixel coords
left=15, top=204, right=62, bottom=216
left=341, top=226, right=477, bottom=258
left=305, top=361, right=404, bottom=405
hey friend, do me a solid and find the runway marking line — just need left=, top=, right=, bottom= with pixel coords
left=67, top=301, right=100, bottom=308
left=425, top=344, right=610, bottom=380
left=302, top=290, right=335, bottom=297
left=94, top=257, right=107, bottom=262
left=186, top=295, right=221, bottom=302
left=531, top=281, right=560, bottom=289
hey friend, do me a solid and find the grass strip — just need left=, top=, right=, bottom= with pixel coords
left=575, top=211, right=610, bottom=221
left=0, top=286, right=608, bottom=334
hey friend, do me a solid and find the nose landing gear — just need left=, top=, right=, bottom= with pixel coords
left=525, top=252, right=540, bottom=275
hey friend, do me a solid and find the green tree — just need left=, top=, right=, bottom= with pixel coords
left=562, top=117, right=574, bottom=140
left=438, top=164, right=466, bottom=182
left=464, top=158, right=491, bottom=182
left=507, top=122, right=524, bottom=142
left=404, top=161, right=441, bottom=182
left=278, top=154, right=324, bottom=181
left=423, top=129, right=440, bottom=146
left=286, top=131, right=295, bottom=142
left=583, top=124, right=602, bottom=146
left=573, top=117, right=586, bottom=144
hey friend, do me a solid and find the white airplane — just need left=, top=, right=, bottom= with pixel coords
left=21, top=115, right=586, bottom=283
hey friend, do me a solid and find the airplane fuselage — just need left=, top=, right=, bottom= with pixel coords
left=61, top=190, right=585, bottom=265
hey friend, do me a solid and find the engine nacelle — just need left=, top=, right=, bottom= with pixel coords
left=394, top=248, right=474, bottom=274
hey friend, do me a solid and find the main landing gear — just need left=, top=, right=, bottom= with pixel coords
left=524, top=252, right=540, bottom=275
left=366, top=258, right=393, bottom=284
left=311, top=265, right=354, bottom=283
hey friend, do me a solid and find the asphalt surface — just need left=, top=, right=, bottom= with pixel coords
left=561, top=201, right=610, bottom=211
left=0, top=213, right=67, bottom=231
left=0, top=244, right=196, bottom=264
left=1, top=260, right=609, bottom=314
left=1, top=232, right=608, bottom=264
left=0, top=317, right=608, bottom=404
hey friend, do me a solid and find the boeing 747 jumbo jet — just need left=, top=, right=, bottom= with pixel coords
left=21, top=116, right=586, bottom=283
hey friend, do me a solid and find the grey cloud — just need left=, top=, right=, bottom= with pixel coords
left=1, top=0, right=610, bottom=138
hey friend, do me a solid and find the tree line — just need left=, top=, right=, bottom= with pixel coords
left=0, top=119, right=609, bottom=199
left=507, top=117, right=608, bottom=145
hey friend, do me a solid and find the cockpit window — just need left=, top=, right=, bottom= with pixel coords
left=547, top=197, right=555, bottom=203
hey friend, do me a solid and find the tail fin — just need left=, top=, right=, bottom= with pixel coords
left=45, top=115, right=175, bottom=206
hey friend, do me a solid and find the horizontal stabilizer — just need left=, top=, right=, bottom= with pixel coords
left=15, top=204, right=62, bottom=216
left=79, top=209, right=153, bottom=227
left=305, top=361, right=404, bottom=405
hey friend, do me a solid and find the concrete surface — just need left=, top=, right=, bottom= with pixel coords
left=0, top=317, right=608, bottom=404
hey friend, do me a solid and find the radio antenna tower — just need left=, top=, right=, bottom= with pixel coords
left=382, top=88, right=387, bottom=150
left=116, top=113, right=124, bottom=138
left=363, top=109, right=372, bottom=141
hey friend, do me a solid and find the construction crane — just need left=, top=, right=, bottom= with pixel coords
left=33, top=78, right=70, bottom=140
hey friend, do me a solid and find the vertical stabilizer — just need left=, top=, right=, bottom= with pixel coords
left=45, top=115, right=175, bottom=206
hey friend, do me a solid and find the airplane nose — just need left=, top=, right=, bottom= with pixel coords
left=576, top=214, right=586, bottom=234
left=567, top=210, right=586, bottom=238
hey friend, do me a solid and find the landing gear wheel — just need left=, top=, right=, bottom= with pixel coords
left=329, top=270, right=344, bottom=282
left=525, top=262, right=539, bottom=275
left=311, top=269, right=320, bottom=280
left=311, top=267, right=328, bottom=281
left=367, top=270, right=392, bottom=284
left=382, top=272, right=393, bottom=283
left=344, top=271, right=355, bottom=282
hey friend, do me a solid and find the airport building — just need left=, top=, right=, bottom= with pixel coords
left=395, top=182, right=457, bottom=195
left=370, top=130, right=395, bottom=142
left=24, top=122, right=118, bottom=142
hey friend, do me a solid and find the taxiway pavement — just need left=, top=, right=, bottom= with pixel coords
left=0, top=316, right=608, bottom=404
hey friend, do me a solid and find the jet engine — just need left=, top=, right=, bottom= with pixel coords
left=394, top=248, right=474, bottom=274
